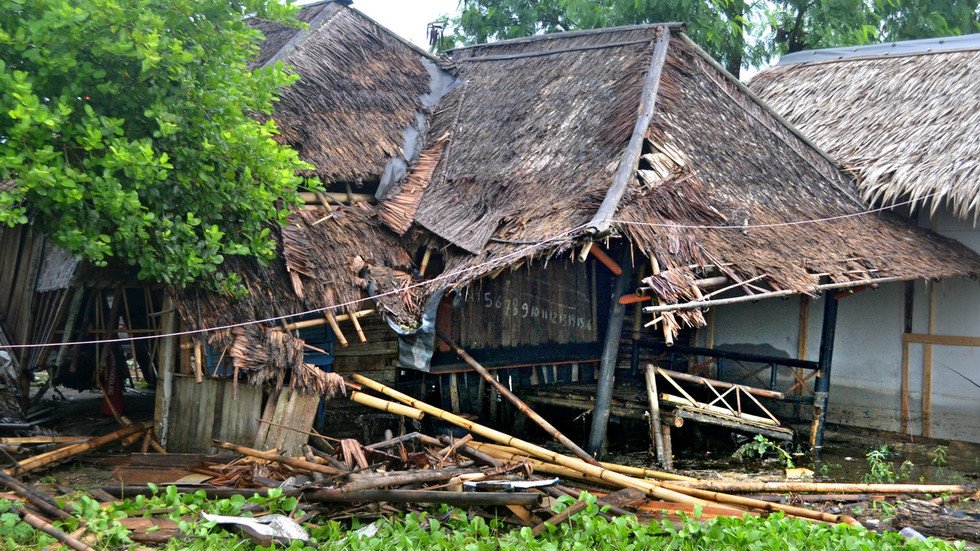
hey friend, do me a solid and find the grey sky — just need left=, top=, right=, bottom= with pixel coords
left=344, top=1, right=460, bottom=48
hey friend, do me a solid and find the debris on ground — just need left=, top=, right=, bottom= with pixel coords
left=0, top=375, right=975, bottom=548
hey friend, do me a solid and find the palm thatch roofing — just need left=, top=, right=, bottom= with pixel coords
left=177, top=12, right=980, bottom=376
left=382, top=24, right=980, bottom=335
left=250, top=0, right=455, bottom=187
left=749, top=34, right=980, bottom=221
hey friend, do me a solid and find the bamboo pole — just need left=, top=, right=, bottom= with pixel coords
left=349, top=312, right=367, bottom=343
left=437, top=332, right=600, bottom=466
left=324, top=312, right=348, bottom=347
left=213, top=441, right=348, bottom=476
left=17, top=509, right=94, bottom=551
left=276, top=309, right=374, bottom=333
left=670, top=481, right=974, bottom=495
left=304, top=489, right=539, bottom=507
left=350, top=374, right=725, bottom=508
left=350, top=391, right=424, bottom=420
left=4, top=422, right=149, bottom=476
left=352, top=374, right=859, bottom=526
left=193, top=342, right=203, bottom=384
left=0, top=472, right=72, bottom=521
left=472, top=442, right=694, bottom=482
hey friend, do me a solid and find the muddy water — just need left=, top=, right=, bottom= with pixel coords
left=600, top=422, right=979, bottom=486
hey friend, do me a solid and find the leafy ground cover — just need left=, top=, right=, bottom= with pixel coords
left=0, top=487, right=963, bottom=550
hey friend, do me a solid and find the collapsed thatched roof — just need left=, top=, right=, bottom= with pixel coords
left=749, top=34, right=980, bottom=221
left=382, top=24, right=979, bottom=335
left=250, top=1, right=454, bottom=187
left=172, top=204, right=422, bottom=384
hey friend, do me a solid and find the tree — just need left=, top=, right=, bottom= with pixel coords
left=445, top=0, right=980, bottom=76
left=452, top=0, right=756, bottom=75
left=0, top=0, right=316, bottom=293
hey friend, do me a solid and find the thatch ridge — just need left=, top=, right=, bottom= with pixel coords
left=750, top=44, right=980, bottom=221
left=407, top=25, right=662, bottom=255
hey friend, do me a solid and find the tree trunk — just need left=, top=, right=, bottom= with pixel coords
left=892, top=499, right=979, bottom=543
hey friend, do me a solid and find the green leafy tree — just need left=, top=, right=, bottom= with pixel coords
left=444, top=0, right=980, bottom=76
left=450, top=0, right=756, bottom=75
left=762, top=0, right=980, bottom=58
left=0, top=0, right=317, bottom=293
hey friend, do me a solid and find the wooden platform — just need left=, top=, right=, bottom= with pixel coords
left=519, top=380, right=794, bottom=441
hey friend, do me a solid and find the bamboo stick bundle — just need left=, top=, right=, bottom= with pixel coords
left=468, top=442, right=613, bottom=487
left=472, top=442, right=695, bottom=482
left=351, top=374, right=861, bottom=527
left=214, top=441, right=348, bottom=476
left=349, top=391, right=425, bottom=420
left=668, top=481, right=974, bottom=495
left=4, top=422, right=149, bottom=476
left=437, top=332, right=600, bottom=466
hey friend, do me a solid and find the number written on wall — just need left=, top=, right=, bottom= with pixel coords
left=458, top=258, right=597, bottom=348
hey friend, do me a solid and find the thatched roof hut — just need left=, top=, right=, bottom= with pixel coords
left=382, top=24, right=980, bottom=335
left=179, top=11, right=980, bottom=381
left=749, top=34, right=980, bottom=221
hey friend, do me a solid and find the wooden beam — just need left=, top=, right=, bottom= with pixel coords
left=902, top=333, right=980, bottom=347
left=588, top=245, right=623, bottom=276
left=900, top=339, right=910, bottom=435
left=922, top=285, right=936, bottom=438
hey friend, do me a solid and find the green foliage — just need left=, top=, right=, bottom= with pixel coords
left=1, top=487, right=964, bottom=550
left=0, top=0, right=318, bottom=293
left=733, top=434, right=796, bottom=469
left=863, top=445, right=912, bottom=483
left=759, top=0, right=980, bottom=58
left=443, top=0, right=980, bottom=76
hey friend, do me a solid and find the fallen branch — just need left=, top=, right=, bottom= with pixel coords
left=213, top=441, right=348, bottom=477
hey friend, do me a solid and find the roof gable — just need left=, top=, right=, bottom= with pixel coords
left=252, top=3, right=455, bottom=185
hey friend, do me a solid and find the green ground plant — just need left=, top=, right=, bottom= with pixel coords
left=732, top=434, right=796, bottom=469
left=0, top=487, right=965, bottom=550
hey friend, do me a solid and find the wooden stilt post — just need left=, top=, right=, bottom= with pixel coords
left=152, top=296, right=177, bottom=449
left=661, top=423, right=673, bottom=470
left=644, top=364, right=666, bottom=466
left=587, top=246, right=633, bottom=457
left=809, top=293, right=839, bottom=456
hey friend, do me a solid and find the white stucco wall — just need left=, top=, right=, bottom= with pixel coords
left=708, top=206, right=980, bottom=443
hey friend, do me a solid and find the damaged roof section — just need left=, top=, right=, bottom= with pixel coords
left=250, top=1, right=456, bottom=190
left=383, top=24, right=979, bottom=337
left=172, top=204, right=423, bottom=385
left=749, top=35, right=980, bottom=221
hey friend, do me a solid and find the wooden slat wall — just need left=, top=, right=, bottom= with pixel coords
left=167, top=377, right=262, bottom=453
left=457, top=259, right=597, bottom=349
left=0, top=227, right=45, bottom=366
